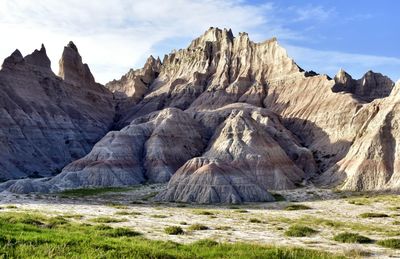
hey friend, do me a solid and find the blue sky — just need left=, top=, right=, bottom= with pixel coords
left=0, top=0, right=398, bottom=83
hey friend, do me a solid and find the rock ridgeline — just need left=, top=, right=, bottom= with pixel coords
left=1, top=27, right=399, bottom=203
left=0, top=42, right=115, bottom=181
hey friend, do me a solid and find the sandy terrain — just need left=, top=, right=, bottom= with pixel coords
left=1, top=184, right=400, bottom=258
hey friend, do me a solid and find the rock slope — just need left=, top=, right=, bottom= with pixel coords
left=0, top=42, right=115, bottom=181
left=1, top=27, right=399, bottom=201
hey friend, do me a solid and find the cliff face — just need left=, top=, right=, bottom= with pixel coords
left=1, top=27, right=399, bottom=201
left=0, top=43, right=115, bottom=181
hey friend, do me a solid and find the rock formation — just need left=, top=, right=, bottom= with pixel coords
left=1, top=27, right=399, bottom=202
left=333, top=69, right=394, bottom=102
left=0, top=43, right=114, bottom=181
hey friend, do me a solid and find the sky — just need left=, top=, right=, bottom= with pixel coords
left=0, top=0, right=398, bottom=84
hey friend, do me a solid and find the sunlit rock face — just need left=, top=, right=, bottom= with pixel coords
left=0, top=42, right=115, bottom=181
left=1, top=27, right=399, bottom=201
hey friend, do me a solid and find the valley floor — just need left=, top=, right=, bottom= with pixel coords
left=1, top=185, right=400, bottom=258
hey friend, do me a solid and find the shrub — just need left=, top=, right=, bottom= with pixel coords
left=377, top=239, right=400, bottom=249
left=285, top=225, right=318, bottom=237
left=151, top=214, right=168, bottom=218
left=284, top=204, right=312, bottom=211
left=249, top=218, right=262, bottom=223
left=165, top=226, right=184, bottom=235
left=188, top=224, right=209, bottom=231
left=333, top=232, right=373, bottom=244
left=235, top=209, right=248, bottom=213
left=359, top=213, right=389, bottom=218
left=193, top=239, right=219, bottom=247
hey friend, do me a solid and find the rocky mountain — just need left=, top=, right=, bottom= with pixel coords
left=333, top=69, right=394, bottom=102
left=0, top=42, right=115, bottom=181
left=0, top=27, right=399, bottom=203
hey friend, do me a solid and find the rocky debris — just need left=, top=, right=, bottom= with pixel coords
left=0, top=43, right=115, bottom=181
left=333, top=69, right=394, bottom=102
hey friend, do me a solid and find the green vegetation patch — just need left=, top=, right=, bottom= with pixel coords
left=249, top=218, right=263, bottom=223
left=193, top=210, right=214, bottom=216
left=188, top=224, right=209, bottom=231
left=90, top=217, right=127, bottom=223
left=285, top=225, right=318, bottom=237
left=377, top=239, right=400, bottom=249
left=359, top=212, right=389, bottom=218
left=0, top=212, right=345, bottom=258
left=284, top=204, right=312, bottom=211
left=59, top=187, right=133, bottom=197
left=333, top=232, right=373, bottom=244
left=164, top=226, right=184, bottom=235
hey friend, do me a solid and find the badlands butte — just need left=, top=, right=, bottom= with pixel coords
left=0, top=27, right=399, bottom=204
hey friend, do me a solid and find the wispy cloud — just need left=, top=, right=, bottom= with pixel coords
left=0, top=0, right=397, bottom=83
left=0, top=0, right=274, bottom=83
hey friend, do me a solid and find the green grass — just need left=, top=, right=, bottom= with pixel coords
left=114, top=211, right=141, bottom=216
left=377, top=239, right=400, bottom=249
left=90, top=217, right=127, bottom=223
left=359, top=212, right=389, bottom=218
left=0, top=212, right=345, bottom=258
left=188, top=224, right=209, bottom=231
left=333, top=232, right=373, bottom=244
left=58, top=187, right=133, bottom=197
left=235, top=209, right=248, bottom=213
left=284, top=204, right=312, bottom=211
left=151, top=214, right=168, bottom=218
left=284, top=225, right=318, bottom=237
left=164, top=226, right=184, bottom=235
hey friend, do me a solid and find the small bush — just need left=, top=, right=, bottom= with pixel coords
left=115, top=211, right=141, bottom=216
left=333, top=232, right=373, bottom=244
left=359, top=212, right=389, bottom=218
left=5, top=205, right=17, bottom=209
left=165, top=226, right=184, bottom=235
left=249, top=218, right=262, bottom=223
left=377, top=239, right=400, bottom=249
left=284, top=204, right=312, bottom=211
left=94, top=224, right=113, bottom=230
left=188, top=224, right=209, bottom=231
left=285, top=225, right=318, bottom=237
left=180, top=222, right=187, bottom=225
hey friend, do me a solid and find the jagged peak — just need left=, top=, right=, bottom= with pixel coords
left=1, top=49, right=24, bottom=70
left=24, top=44, right=51, bottom=69
left=59, top=41, right=95, bottom=85
left=67, top=41, right=78, bottom=52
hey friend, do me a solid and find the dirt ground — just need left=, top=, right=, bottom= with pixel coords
left=1, top=184, right=400, bottom=258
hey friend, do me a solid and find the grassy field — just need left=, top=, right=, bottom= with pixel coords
left=0, top=212, right=345, bottom=259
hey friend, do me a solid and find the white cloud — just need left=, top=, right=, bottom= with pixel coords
left=0, top=0, right=275, bottom=83
left=0, top=0, right=397, bottom=83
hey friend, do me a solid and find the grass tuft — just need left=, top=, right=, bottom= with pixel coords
left=188, top=224, right=209, bottom=231
left=164, top=226, right=184, bottom=235
left=333, top=232, right=373, bottom=244
left=377, top=239, right=400, bottom=249
left=284, top=204, right=312, bottom=211
left=359, top=212, right=389, bottom=218
left=285, top=225, right=318, bottom=237
left=249, top=218, right=263, bottom=223
left=90, top=217, right=127, bottom=223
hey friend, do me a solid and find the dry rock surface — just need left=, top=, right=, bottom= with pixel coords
left=1, top=27, right=400, bottom=203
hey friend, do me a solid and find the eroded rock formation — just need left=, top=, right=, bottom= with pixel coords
left=0, top=43, right=114, bottom=181
left=1, top=27, right=399, bottom=202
